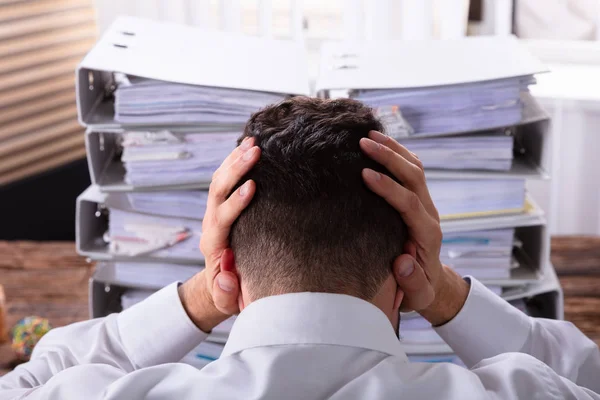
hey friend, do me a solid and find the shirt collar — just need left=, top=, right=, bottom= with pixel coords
left=222, top=292, right=408, bottom=362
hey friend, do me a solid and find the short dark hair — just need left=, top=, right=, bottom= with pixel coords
left=231, top=97, right=407, bottom=301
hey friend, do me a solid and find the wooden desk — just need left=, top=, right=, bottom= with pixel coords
left=552, top=236, right=600, bottom=344
left=0, top=242, right=93, bottom=375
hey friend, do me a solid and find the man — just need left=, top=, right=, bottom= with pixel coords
left=1, top=97, right=599, bottom=399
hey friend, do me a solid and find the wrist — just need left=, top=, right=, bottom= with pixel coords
left=178, top=271, right=229, bottom=333
left=420, top=266, right=470, bottom=326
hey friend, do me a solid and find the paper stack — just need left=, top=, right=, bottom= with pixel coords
left=399, top=134, right=514, bottom=171
left=441, top=229, right=516, bottom=280
left=354, top=77, right=535, bottom=137
left=115, top=76, right=287, bottom=125
left=317, top=36, right=562, bottom=364
left=121, top=130, right=240, bottom=187
left=77, top=16, right=309, bottom=369
left=428, top=179, right=526, bottom=220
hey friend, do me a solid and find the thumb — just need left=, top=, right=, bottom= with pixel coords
left=213, top=271, right=240, bottom=315
left=393, top=254, right=435, bottom=312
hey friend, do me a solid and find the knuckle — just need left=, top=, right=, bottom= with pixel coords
left=408, top=192, right=422, bottom=213
left=209, top=178, right=227, bottom=199
left=412, top=164, right=426, bottom=183
left=414, top=158, right=424, bottom=172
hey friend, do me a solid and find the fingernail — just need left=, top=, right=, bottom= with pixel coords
left=362, top=138, right=380, bottom=152
left=363, top=168, right=381, bottom=181
left=398, top=260, right=415, bottom=277
left=369, top=130, right=389, bottom=144
left=239, top=181, right=250, bottom=197
left=240, top=137, right=252, bottom=151
left=218, top=275, right=235, bottom=292
left=243, top=147, right=256, bottom=161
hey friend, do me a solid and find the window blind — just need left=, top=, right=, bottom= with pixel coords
left=0, top=0, right=96, bottom=186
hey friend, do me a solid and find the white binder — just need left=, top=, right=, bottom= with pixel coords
left=316, top=37, right=552, bottom=180
left=316, top=36, right=548, bottom=93
left=76, top=185, right=204, bottom=264
left=76, top=16, right=310, bottom=128
left=93, top=261, right=203, bottom=291
left=85, top=128, right=215, bottom=191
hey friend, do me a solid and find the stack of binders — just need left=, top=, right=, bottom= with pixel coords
left=78, top=18, right=563, bottom=369
left=75, top=17, right=309, bottom=368
left=316, top=36, right=562, bottom=364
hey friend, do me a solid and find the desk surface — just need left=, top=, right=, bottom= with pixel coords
left=0, top=237, right=599, bottom=375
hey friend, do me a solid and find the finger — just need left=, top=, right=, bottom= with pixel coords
left=368, top=130, right=421, bottom=167
left=201, top=181, right=256, bottom=260
left=360, top=136, right=438, bottom=221
left=213, top=271, right=241, bottom=315
left=213, top=137, right=255, bottom=179
left=393, top=254, right=435, bottom=311
left=403, top=240, right=417, bottom=259
left=362, top=168, right=440, bottom=244
left=208, top=146, right=261, bottom=206
left=217, top=180, right=256, bottom=228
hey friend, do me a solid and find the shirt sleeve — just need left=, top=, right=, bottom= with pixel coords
left=0, top=283, right=208, bottom=400
left=471, top=352, right=600, bottom=400
left=435, top=278, right=600, bottom=392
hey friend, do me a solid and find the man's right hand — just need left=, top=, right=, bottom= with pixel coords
left=360, top=130, right=470, bottom=326
left=179, top=137, right=260, bottom=332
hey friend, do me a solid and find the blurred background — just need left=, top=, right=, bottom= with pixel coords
left=2, top=0, right=600, bottom=240
left=2, top=0, right=600, bottom=373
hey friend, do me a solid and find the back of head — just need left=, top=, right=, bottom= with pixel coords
left=231, top=97, right=407, bottom=301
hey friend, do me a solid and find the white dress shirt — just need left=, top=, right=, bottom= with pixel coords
left=1, top=279, right=599, bottom=399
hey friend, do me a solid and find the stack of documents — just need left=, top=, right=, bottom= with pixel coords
left=115, top=76, right=287, bottom=125
left=428, top=179, right=526, bottom=219
left=353, top=76, right=535, bottom=137
left=106, top=190, right=208, bottom=220
left=108, top=208, right=203, bottom=261
left=400, top=134, right=514, bottom=171
left=111, top=262, right=202, bottom=289
left=441, top=229, right=516, bottom=280
left=121, top=130, right=239, bottom=186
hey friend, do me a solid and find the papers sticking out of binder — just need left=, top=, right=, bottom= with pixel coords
left=108, top=208, right=202, bottom=261
left=441, top=229, right=516, bottom=280
left=400, top=133, right=514, bottom=171
left=440, top=195, right=545, bottom=233
left=437, top=224, right=546, bottom=287
left=115, top=75, right=287, bottom=125
left=105, top=191, right=208, bottom=220
left=120, top=130, right=239, bottom=187
left=354, top=76, right=534, bottom=138
left=428, top=179, right=526, bottom=220
left=76, top=186, right=205, bottom=264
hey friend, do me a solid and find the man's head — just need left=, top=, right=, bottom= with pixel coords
left=231, top=97, right=407, bottom=312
